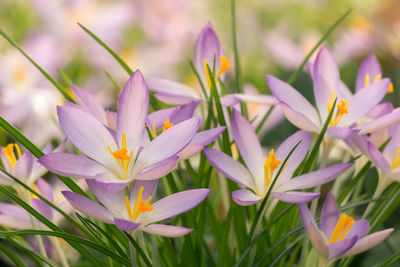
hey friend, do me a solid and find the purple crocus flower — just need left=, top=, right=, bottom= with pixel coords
left=39, top=70, right=202, bottom=191
left=62, top=179, right=210, bottom=237
left=299, top=192, right=393, bottom=265
left=204, top=109, right=352, bottom=205
left=267, top=46, right=393, bottom=140
left=146, top=22, right=230, bottom=105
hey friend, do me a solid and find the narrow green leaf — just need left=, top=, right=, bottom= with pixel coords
left=286, top=8, right=353, bottom=84
left=0, top=29, right=74, bottom=102
left=255, top=106, right=274, bottom=134
left=124, top=232, right=152, bottom=267
left=0, top=241, right=26, bottom=267
left=104, top=70, right=123, bottom=92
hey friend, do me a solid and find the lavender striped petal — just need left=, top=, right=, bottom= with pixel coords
left=142, top=224, right=192, bottom=237
left=231, top=189, right=262, bottom=206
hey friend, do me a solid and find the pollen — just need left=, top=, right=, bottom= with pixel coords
left=2, top=143, right=21, bottom=172
left=264, top=149, right=282, bottom=188
left=108, top=132, right=133, bottom=172
left=125, top=185, right=153, bottom=222
left=329, top=213, right=354, bottom=244
left=162, top=118, right=173, bottom=132
left=327, top=91, right=350, bottom=126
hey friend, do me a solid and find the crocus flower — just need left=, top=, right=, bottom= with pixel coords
left=62, top=179, right=210, bottom=237
left=204, top=109, right=352, bottom=205
left=299, top=192, right=393, bottom=265
left=146, top=22, right=231, bottom=105
left=39, top=70, right=202, bottom=191
left=267, top=46, right=392, bottom=140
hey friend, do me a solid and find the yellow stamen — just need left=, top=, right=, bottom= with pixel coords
left=387, top=82, right=394, bottom=94
left=152, top=121, right=156, bottom=138
left=66, top=88, right=78, bottom=102
left=264, top=149, right=282, bottom=188
left=217, top=56, right=230, bottom=78
left=391, top=146, right=400, bottom=170
left=31, top=184, right=40, bottom=200
left=329, top=213, right=354, bottom=244
left=128, top=186, right=153, bottom=221
left=108, top=132, right=133, bottom=173
left=364, top=74, right=370, bottom=87
left=203, top=59, right=212, bottom=89
left=2, top=143, right=21, bottom=172
left=373, top=73, right=382, bottom=83
left=162, top=118, right=173, bottom=132
left=327, top=91, right=350, bottom=126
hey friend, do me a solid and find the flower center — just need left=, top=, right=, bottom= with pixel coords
left=108, top=132, right=133, bottom=174
left=391, top=146, right=400, bottom=170
left=125, top=185, right=154, bottom=222
left=2, top=143, right=21, bottom=172
left=365, top=73, right=394, bottom=94
left=329, top=213, right=354, bottom=244
left=264, top=149, right=282, bottom=189
left=327, top=91, right=350, bottom=126
left=203, top=55, right=230, bottom=89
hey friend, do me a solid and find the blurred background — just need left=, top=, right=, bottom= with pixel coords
left=0, top=1, right=399, bottom=265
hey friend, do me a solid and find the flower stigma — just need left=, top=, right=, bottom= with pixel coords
left=2, top=143, right=22, bottom=172
left=327, top=91, right=350, bottom=126
left=328, top=213, right=354, bottom=244
left=125, top=185, right=153, bottom=221
left=108, top=132, right=133, bottom=176
left=264, top=149, right=282, bottom=189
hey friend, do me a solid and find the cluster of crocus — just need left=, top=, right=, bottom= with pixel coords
left=0, top=13, right=397, bottom=267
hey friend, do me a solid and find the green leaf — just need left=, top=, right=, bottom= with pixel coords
left=286, top=8, right=353, bottom=85
left=0, top=241, right=27, bottom=267
left=0, top=29, right=74, bottom=102
left=124, top=232, right=152, bottom=267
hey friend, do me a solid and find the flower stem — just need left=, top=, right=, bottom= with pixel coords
left=50, top=237, right=69, bottom=267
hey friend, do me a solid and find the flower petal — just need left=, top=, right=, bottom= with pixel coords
left=320, top=192, right=340, bottom=239
left=94, top=173, right=132, bottom=192
left=308, top=223, right=329, bottom=259
left=62, top=191, right=114, bottom=223
left=57, top=105, right=117, bottom=168
left=299, top=203, right=316, bottom=232
left=358, top=108, right=400, bottom=134
left=312, top=46, right=340, bottom=120
left=203, top=148, right=254, bottom=189
left=368, top=142, right=391, bottom=172
left=36, top=178, right=54, bottom=203
left=71, top=84, right=107, bottom=124
left=220, top=95, right=241, bottom=107
left=0, top=215, right=31, bottom=229
left=356, top=54, right=382, bottom=92
left=14, top=151, right=33, bottom=181
left=117, top=70, right=149, bottom=155
left=327, top=126, right=359, bottom=140
left=278, top=163, right=353, bottom=192
left=341, top=228, right=394, bottom=258
left=346, top=220, right=370, bottom=239
left=155, top=93, right=200, bottom=106
left=143, top=189, right=210, bottom=224
left=32, top=199, right=53, bottom=221
left=279, top=102, right=320, bottom=132
left=146, top=77, right=200, bottom=100
left=231, top=189, right=262, bottom=206
left=328, top=235, right=358, bottom=259
left=136, top=117, right=201, bottom=169
left=339, top=78, right=390, bottom=126
left=231, top=109, right=264, bottom=188
left=227, top=93, right=278, bottom=105
left=130, top=180, right=158, bottom=207
left=267, top=75, right=319, bottom=125
left=133, top=156, right=178, bottom=181
left=114, top=218, right=141, bottom=231
left=39, top=152, right=105, bottom=179
left=142, top=224, right=192, bottom=237
left=271, top=191, right=320, bottom=203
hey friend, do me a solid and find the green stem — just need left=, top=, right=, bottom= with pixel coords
left=50, top=237, right=69, bottom=267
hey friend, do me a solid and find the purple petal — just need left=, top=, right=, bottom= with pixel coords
left=358, top=108, right=400, bottom=134
left=94, top=173, right=132, bottom=192
left=117, top=70, right=149, bottom=155
left=130, top=180, right=158, bottom=207
left=57, top=105, right=117, bottom=168
left=133, top=156, right=178, bottom=180
left=312, top=46, right=340, bottom=120
left=36, top=178, right=53, bottom=203
left=143, top=189, right=210, bottom=224
left=32, top=198, right=53, bottom=221
left=279, top=102, right=320, bottom=132
left=106, top=110, right=117, bottom=131
left=231, top=109, right=264, bottom=189
left=327, top=126, right=359, bottom=140
left=155, top=93, right=200, bottom=105
left=142, top=224, right=192, bottom=237
left=319, top=192, right=340, bottom=239
left=231, top=189, right=262, bottom=206
left=146, top=77, right=200, bottom=101
left=271, top=191, right=320, bottom=203
left=267, top=75, right=319, bottom=125
left=194, top=22, right=221, bottom=80
left=227, top=94, right=278, bottom=105
left=39, top=152, right=105, bottom=179
left=177, top=144, right=205, bottom=160
left=136, top=117, right=201, bottom=168
left=71, top=84, right=107, bottom=124
left=0, top=215, right=31, bottom=229
left=341, top=229, right=394, bottom=258
left=0, top=203, right=30, bottom=220
left=346, top=220, right=370, bottom=239
left=169, top=102, right=199, bottom=125
left=328, top=236, right=358, bottom=259
left=275, top=130, right=311, bottom=181
left=384, top=122, right=400, bottom=159
left=220, top=95, right=241, bottom=107
left=14, top=151, right=33, bottom=180
left=368, top=142, right=391, bottom=171
left=339, top=79, right=390, bottom=126
left=203, top=148, right=254, bottom=189
left=366, top=103, right=393, bottom=119
left=279, top=163, right=353, bottom=192
left=62, top=191, right=114, bottom=223
left=147, top=107, right=179, bottom=130
left=356, top=54, right=382, bottom=92
left=114, top=218, right=141, bottom=231
left=308, top=223, right=329, bottom=259
left=299, top=203, right=316, bottom=232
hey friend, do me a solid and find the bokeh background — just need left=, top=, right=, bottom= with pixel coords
left=0, top=0, right=399, bottom=265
